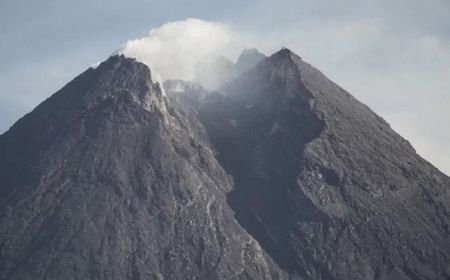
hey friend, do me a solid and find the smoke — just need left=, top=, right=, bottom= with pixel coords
left=119, top=18, right=233, bottom=82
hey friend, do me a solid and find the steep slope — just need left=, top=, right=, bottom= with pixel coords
left=0, top=56, right=286, bottom=280
left=199, top=48, right=450, bottom=280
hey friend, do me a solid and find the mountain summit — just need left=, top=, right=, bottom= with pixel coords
left=1, top=48, right=449, bottom=280
left=234, top=48, right=267, bottom=74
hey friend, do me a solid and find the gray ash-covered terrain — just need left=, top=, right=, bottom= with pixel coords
left=0, top=48, right=450, bottom=280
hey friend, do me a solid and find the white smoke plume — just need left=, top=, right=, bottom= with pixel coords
left=119, top=18, right=232, bottom=82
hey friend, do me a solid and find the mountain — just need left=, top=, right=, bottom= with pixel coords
left=194, top=55, right=235, bottom=90
left=194, top=49, right=267, bottom=90
left=199, top=48, right=450, bottom=279
left=1, top=48, right=449, bottom=280
left=234, top=48, right=267, bottom=75
left=0, top=56, right=284, bottom=280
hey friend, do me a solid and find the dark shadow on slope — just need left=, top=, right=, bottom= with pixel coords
left=199, top=92, right=328, bottom=278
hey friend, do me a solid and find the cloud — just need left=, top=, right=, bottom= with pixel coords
left=119, top=18, right=232, bottom=81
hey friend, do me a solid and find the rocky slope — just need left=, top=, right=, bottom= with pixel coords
left=199, top=48, right=450, bottom=280
left=0, top=55, right=286, bottom=280
left=0, top=48, right=449, bottom=280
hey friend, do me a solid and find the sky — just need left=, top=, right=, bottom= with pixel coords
left=0, top=0, right=449, bottom=175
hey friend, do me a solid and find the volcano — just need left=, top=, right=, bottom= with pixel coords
left=1, top=48, right=449, bottom=280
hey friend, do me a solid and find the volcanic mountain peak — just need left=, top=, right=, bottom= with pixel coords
left=271, top=47, right=300, bottom=59
left=235, top=48, right=267, bottom=72
left=1, top=47, right=450, bottom=280
left=193, top=48, right=267, bottom=90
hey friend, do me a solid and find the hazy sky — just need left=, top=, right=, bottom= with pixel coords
left=0, top=0, right=449, bottom=174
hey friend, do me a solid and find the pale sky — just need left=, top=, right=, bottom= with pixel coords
left=0, top=0, right=449, bottom=175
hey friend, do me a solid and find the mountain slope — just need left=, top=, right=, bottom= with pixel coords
left=199, top=48, right=450, bottom=280
left=0, top=55, right=286, bottom=280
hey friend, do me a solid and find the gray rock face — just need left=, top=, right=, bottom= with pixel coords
left=0, top=56, right=284, bottom=280
left=1, top=49, right=450, bottom=280
left=199, top=49, right=450, bottom=279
